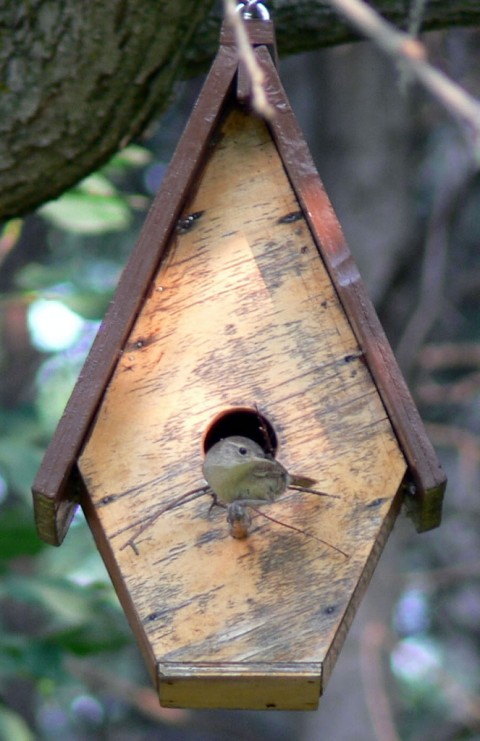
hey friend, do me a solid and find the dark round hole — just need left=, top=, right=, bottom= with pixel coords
left=202, top=407, right=277, bottom=456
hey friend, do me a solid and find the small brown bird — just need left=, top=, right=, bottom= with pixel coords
left=202, top=435, right=316, bottom=505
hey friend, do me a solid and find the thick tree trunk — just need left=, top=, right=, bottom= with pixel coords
left=0, top=0, right=479, bottom=220
left=0, top=0, right=215, bottom=220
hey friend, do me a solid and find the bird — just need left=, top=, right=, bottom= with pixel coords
left=202, top=435, right=316, bottom=506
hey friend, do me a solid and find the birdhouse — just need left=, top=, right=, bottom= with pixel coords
left=32, top=12, right=446, bottom=712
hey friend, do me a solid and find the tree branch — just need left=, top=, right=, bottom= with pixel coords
left=187, top=1, right=480, bottom=68
left=322, top=0, right=480, bottom=150
left=1, top=0, right=480, bottom=221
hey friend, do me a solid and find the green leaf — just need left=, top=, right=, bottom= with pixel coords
left=39, top=191, right=131, bottom=235
left=14, top=263, right=75, bottom=291
left=0, top=574, right=128, bottom=646
left=0, top=408, right=44, bottom=498
left=1, top=575, right=100, bottom=627
left=77, top=173, right=117, bottom=197
left=50, top=612, right=130, bottom=655
left=0, top=509, right=45, bottom=561
left=59, top=292, right=110, bottom=320
left=0, top=219, right=23, bottom=252
left=34, top=357, right=85, bottom=435
left=0, top=704, right=35, bottom=741
left=105, top=144, right=152, bottom=172
left=0, top=633, right=64, bottom=682
left=0, top=438, right=43, bottom=497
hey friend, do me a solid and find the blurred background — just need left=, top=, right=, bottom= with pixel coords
left=0, top=24, right=479, bottom=741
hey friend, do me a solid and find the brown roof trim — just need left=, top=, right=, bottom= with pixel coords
left=256, top=45, right=445, bottom=530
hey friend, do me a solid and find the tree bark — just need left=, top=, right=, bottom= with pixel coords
left=0, top=0, right=215, bottom=220
left=1, top=0, right=479, bottom=221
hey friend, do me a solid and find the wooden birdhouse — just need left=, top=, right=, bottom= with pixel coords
left=32, top=11, right=446, bottom=712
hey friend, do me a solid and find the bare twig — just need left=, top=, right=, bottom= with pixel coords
left=408, top=0, right=429, bottom=38
left=247, top=503, right=350, bottom=557
left=395, top=193, right=450, bottom=376
left=119, top=485, right=211, bottom=553
left=223, top=0, right=275, bottom=119
left=426, top=422, right=480, bottom=455
left=419, top=342, right=480, bottom=370
left=405, top=561, right=480, bottom=587
left=417, top=372, right=480, bottom=404
left=400, top=0, right=428, bottom=89
left=323, top=0, right=480, bottom=155
left=361, top=622, right=480, bottom=731
left=360, top=622, right=401, bottom=741
left=395, top=137, right=472, bottom=375
left=65, top=656, right=190, bottom=725
left=426, top=421, right=480, bottom=493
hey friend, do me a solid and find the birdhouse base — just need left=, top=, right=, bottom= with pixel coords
left=158, top=663, right=321, bottom=710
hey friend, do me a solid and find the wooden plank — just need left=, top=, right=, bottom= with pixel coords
left=221, top=19, right=277, bottom=50
left=255, top=46, right=446, bottom=531
left=32, top=43, right=239, bottom=545
left=78, top=108, right=407, bottom=709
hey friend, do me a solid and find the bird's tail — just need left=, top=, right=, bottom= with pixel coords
left=289, top=474, right=317, bottom=489
left=288, top=475, right=339, bottom=499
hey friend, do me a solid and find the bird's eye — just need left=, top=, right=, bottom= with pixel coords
left=238, top=447, right=248, bottom=456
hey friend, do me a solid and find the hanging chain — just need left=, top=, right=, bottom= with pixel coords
left=235, top=1, right=270, bottom=21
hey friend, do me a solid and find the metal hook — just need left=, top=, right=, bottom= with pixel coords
left=235, top=1, right=270, bottom=21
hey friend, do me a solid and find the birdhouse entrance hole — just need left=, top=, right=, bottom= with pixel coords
left=202, top=406, right=278, bottom=455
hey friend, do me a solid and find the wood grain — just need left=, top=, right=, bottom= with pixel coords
left=78, top=109, right=407, bottom=709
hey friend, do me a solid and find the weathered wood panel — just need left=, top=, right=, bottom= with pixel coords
left=78, top=109, right=407, bottom=709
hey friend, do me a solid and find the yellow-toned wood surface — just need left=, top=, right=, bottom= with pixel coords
left=78, top=108, right=407, bottom=710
